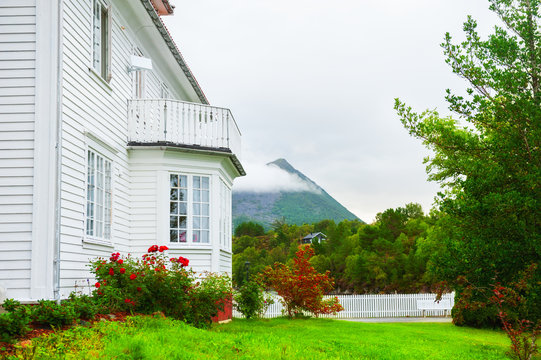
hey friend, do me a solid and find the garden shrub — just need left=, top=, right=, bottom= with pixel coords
left=0, top=299, right=31, bottom=342
left=67, top=292, right=98, bottom=320
left=261, top=245, right=343, bottom=318
left=89, top=246, right=232, bottom=328
left=234, top=280, right=273, bottom=319
left=32, top=299, right=77, bottom=328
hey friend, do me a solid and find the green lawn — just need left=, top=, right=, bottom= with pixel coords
left=3, top=316, right=514, bottom=359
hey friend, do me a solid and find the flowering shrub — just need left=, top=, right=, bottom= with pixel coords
left=234, top=279, right=274, bottom=319
left=89, top=245, right=231, bottom=328
left=260, top=245, right=343, bottom=318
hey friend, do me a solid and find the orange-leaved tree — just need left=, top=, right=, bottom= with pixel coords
left=260, top=245, right=343, bottom=318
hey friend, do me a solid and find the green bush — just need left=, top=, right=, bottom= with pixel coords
left=32, top=299, right=77, bottom=328
left=67, top=292, right=98, bottom=320
left=0, top=299, right=31, bottom=342
left=89, top=246, right=232, bottom=328
left=234, top=280, right=269, bottom=319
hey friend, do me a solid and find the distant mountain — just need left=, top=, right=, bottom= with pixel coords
left=233, top=159, right=362, bottom=229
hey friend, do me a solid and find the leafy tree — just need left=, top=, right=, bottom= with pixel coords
left=234, top=221, right=265, bottom=237
left=395, top=0, right=540, bottom=326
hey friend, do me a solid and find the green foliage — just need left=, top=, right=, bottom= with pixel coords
left=66, top=292, right=98, bottom=321
left=32, top=300, right=77, bottom=328
left=89, top=246, right=231, bottom=328
left=234, top=221, right=265, bottom=237
left=0, top=299, right=31, bottom=343
left=234, top=280, right=273, bottom=319
left=8, top=316, right=510, bottom=359
left=395, top=0, right=541, bottom=327
left=232, top=204, right=437, bottom=294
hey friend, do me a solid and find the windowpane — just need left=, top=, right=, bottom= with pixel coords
left=179, top=189, right=187, bottom=201
left=170, top=230, right=178, bottom=243
left=179, top=230, right=187, bottom=243
left=170, top=174, right=178, bottom=188
left=202, top=190, right=209, bottom=203
left=193, top=203, right=200, bottom=215
left=179, top=202, right=187, bottom=215
left=193, top=176, right=200, bottom=189
left=179, top=216, right=187, bottom=228
left=179, top=175, right=187, bottom=187
left=202, top=217, right=209, bottom=229
left=86, top=149, right=112, bottom=240
left=170, top=189, right=179, bottom=201
left=202, top=177, right=209, bottom=189
left=202, top=204, right=209, bottom=216
left=193, top=230, right=200, bottom=243
left=201, top=230, right=209, bottom=243
left=193, top=217, right=200, bottom=229
left=193, top=190, right=200, bottom=202
left=170, top=202, right=178, bottom=215
left=170, top=216, right=178, bottom=228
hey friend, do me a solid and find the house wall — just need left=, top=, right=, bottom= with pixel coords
left=57, top=0, right=195, bottom=297
left=0, top=0, right=37, bottom=300
left=56, top=0, right=236, bottom=297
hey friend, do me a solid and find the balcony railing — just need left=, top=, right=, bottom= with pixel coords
left=127, top=99, right=241, bottom=159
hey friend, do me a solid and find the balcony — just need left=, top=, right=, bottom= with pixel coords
left=127, top=99, right=242, bottom=159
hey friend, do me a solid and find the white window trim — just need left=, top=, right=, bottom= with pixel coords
left=167, top=172, right=212, bottom=248
left=90, top=0, right=112, bottom=83
left=82, top=135, right=116, bottom=247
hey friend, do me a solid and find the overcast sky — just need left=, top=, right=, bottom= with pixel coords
left=163, top=1, right=499, bottom=223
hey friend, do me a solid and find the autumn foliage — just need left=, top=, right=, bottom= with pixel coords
left=260, top=245, right=342, bottom=318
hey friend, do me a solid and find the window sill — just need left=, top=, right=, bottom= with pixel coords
left=167, top=243, right=212, bottom=250
left=82, top=237, right=114, bottom=250
left=88, top=67, right=113, bottom=92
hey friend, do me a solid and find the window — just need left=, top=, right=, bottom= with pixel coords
left=133, top=49, right=146, bottom=98
left=92, top=0, right=111, bottom=81
left=169, top=174, right=210, bottom=244
left=219, top=180, right=231, bottom=250
left=86, top=149, right=112, bottom=240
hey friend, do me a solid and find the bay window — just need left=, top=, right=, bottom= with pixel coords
left=169, top=174, right=210, bottom=244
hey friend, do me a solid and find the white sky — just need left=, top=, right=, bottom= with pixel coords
left=163, top=1, right=499, bottom=223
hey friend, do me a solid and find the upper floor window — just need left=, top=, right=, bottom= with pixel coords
left=86, top=149, right=112, bottom=240
left=92, top=0, right=112, bottom=81
left=169, top=174, right=210, bottom=244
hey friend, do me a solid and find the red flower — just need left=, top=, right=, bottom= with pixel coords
left=120, top=268, right=126, bottom=274
left=95, top=282, right=101, bottom=288
left=147, top=245, right=159, bottom=253
left=137, top=287, right=142, bottom=292
left=158, top=245, right=169, bottom=252
left=178, top=256, right=189, bottom=267
left=117, top=259, right=123, bottom=264
left=109, top=268, right=115, bottom=276
left=130, top=273, right=137, bottom=280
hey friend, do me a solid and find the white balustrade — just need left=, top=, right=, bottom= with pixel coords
left=127, top=99, right=242, bottom=159
left=232, top=292, right=455, bottom=319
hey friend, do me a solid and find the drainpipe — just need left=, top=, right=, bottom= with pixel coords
left=53, top=0, right=64, bottom=302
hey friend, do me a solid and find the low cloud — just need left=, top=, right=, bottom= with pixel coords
left=234, top=162, right=321, bottom=193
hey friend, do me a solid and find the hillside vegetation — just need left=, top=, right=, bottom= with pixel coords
left=233, top=203, right=439, bottom=294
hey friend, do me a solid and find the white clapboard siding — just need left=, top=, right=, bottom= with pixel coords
left=233, top=293, right=456, bottom=319
left=56, top=0, right=196, bottom=296
left=0, top=0, right=36, bottom=299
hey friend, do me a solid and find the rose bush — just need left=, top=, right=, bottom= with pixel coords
left=89, top=245, right=231, bottom=328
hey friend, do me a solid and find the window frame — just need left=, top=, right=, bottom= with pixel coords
left=84, top=147, right=113, bottom=245
left=168, top=173, right=211, bottom=246
left=91, top=0, right=112, bottom=82
left=82, top=134, right=117, bottom=247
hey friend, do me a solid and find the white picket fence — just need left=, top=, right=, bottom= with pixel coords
left=233, top=293, right=455, bottom=319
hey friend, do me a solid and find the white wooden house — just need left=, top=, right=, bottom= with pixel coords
left=0, top=0, right=244, bottom=302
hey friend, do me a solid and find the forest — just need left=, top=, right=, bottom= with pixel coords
left=232, top=203, right=440, bottom=294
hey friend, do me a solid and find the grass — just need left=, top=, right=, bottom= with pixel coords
left=1, top=316, right=517, bottom=359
